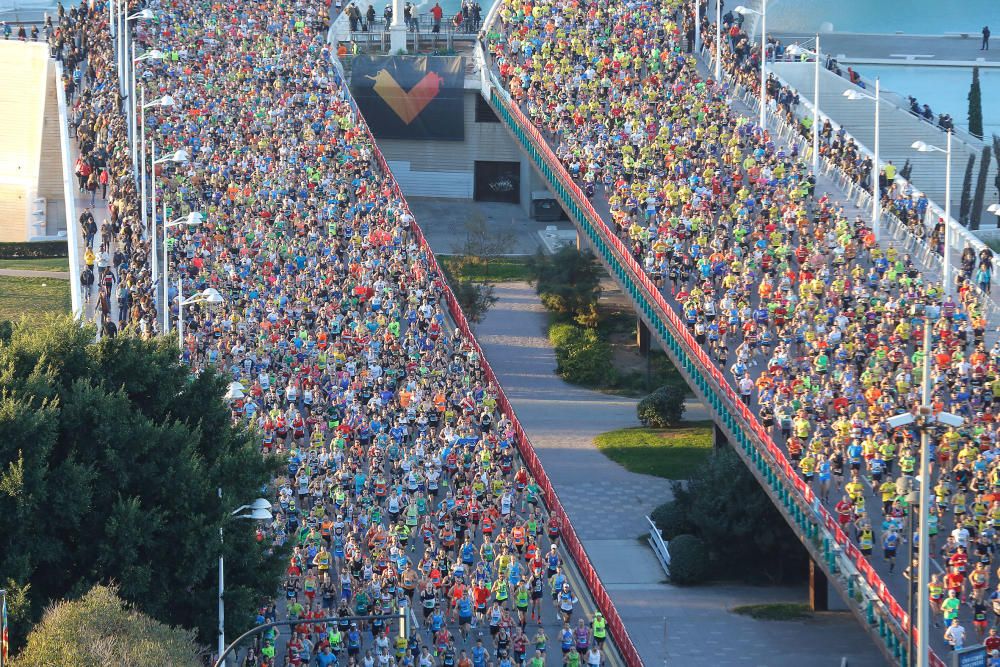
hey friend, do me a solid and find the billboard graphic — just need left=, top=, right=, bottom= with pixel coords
left=350, top=56, right=465, bottom=141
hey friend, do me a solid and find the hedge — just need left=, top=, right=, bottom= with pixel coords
left=0, top=241, right=68, bottom=259
left=668, top=534, right=709, bottom=585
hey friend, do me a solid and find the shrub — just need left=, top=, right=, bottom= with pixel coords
left=531, top=247, right=602, bottom=323
left=550, top=322, right=616, bottom=387
left=637, top=385, right=687, bottom=427
left=668, top=534, right=709, bottom=585
left=651, top=500, right=694, bottom=539
left=0, top=241, right=68, bottom=259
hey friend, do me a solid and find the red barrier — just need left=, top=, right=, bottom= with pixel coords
left=345, top=97, right=645, bottom=667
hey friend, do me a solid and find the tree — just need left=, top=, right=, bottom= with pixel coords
left=529, top=247, right=602, bottom=326
left=453, top=279, right=499, bottom=323
left=451, top=215, right=516, bottom=282
left=969, top=66, right=984, bottom=140
left=661, top=446, right=809, bottom=583
left=959, top=153, right=976, bottom=226
left=0, top=316, right=287, bottom=652
left=637, top=385, right=687, bottom=427
left=13, top=585, right=203, bottom=667
left=971, top=146, right=992, bottom=230
left=667, top=535, right=709, bottom=585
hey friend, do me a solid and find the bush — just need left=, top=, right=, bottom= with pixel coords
left=0, top=241, right=68, bottom=259
left=550, top=322, right=616, bottom=387
left=531, top=247, right=602, bottom=323
left=668, top=534, right=709, bottom=585
left=651, top=500, right=695, bottom=539
left=638, top=385, right=687, bottom=427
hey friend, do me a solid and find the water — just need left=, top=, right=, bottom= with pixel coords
left=860, top=65, right=1000, bottom=138
left=767, top=0, right=1000, bottom=139
left=767, top=0, right=1000, bottom=35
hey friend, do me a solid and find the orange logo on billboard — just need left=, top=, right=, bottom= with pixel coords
left=366, top=69, right=443, bottom=124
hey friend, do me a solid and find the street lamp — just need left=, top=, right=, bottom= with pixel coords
left=149, top=146, right=189, bottom=322
left=139, top=94, right=174, bottom=244
left=162, top=211, right=203, bottom=334
left=693, top=0, right=701, bottom=54
left=218, top=490, right=272, bottom=665
left=129, top=49, right=166, bottom=177
left=224, top=381, right=246, bottom=402
left=988, top=203, right=1000, bottom=215
left=912, top=133, right=953, bottom=296
left=842, top=79, right=882, bottom=242
left=714, top=0, right=722, bottom=80
left=734, top=1, right=767, bottom=130
left=119, top=8, right=155, bottom=98
left=177, top=287, right=223, bottom=350
left=786, top=35, right=821, bottom=173
left=884, top=321, right=964, bottom=667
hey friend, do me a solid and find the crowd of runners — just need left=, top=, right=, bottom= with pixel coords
left=490, top=0, right=1000, bottom=652
left=54, top=0, right=614, bottom=664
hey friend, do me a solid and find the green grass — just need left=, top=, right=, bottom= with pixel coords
left=0, top=275, right=71, bottom=321
left=438, top=255, right=533, bottom=283
left=0, top=257, right=70, bottom=271
left=732, top=603, right=812, bottom=621
left=594, top=422, right=714, bottom=479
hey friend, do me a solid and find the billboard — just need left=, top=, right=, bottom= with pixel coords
left=350, top=56, right=465, bottom=141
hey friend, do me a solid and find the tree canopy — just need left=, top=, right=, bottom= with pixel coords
left=658, top=446, right=809, bottom=583
left=0, top=316, right=286, bottom=651
left=13, top=585, right=203, bottom=667
left=529, top=246, right=602, bottom=326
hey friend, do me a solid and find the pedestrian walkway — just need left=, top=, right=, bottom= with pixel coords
left=0, top=268, right=68, bottom=279
left=772, top=32, right=1000, bottom=66
left=472, top=283, right=885, bottom=666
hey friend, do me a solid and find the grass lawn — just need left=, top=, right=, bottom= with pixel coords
left=0, top=275, right=71, bottom=321
left=438, top=255, right=533, bottom=283
left=732, top=603, right=812, bottom=621
left=0, top=257, right=71, bottom=271
left=594, top=421, right=714, bottom=479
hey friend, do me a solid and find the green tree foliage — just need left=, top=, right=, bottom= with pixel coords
left=960, top=153, right=976, bottom=226
left=667, top=534, right=709, bottom=585
left=637, top=385, right=687, bottom=427
left=0, top=316, right=286, bottom=651
left=549, top=322, right=616, bottom=386
left=969, top=66, right=984, bottom=140
left=529, top=247, right=602, bottom=326
left=13, top=585, right=203, bottom=667
left=453, top=279, right=499, bottom=323
left=658, top=447, right=808, bottom=583
left=971, top=146, right=992, bottom=230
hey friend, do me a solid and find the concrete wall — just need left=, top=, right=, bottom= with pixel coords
left=380, top=89, right=535, bottom=213
left=0, top=40, right=55, bottom=241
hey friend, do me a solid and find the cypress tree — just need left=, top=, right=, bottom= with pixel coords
left=969, top=66, right=984, bottom=140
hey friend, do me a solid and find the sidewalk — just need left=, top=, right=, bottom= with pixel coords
left=473, top=283, right=885, bottom=666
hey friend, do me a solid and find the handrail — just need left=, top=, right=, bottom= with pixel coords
left=486, top=69, right=922, bottom=665
left=645, top=516, right=670, bottom=576
left=322, top=49, right=643, bottom=667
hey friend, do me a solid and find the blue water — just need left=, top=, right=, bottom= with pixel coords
left=858, top=65, right=1000, bottom=137
left=768, top=0, right=1000, bottom=139
left=767, top=0, right=1000, bottom=35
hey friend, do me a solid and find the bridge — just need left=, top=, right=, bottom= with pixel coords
left=321, top=1, right=1000, bottom=664
left=466, top=9, right=983, bottom=667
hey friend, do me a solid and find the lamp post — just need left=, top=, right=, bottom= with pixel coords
left=177, top=287, right=224, bottom=350
left=734, top=1, right=767, bottom=129
left=884, top=320, right=964, bottom=667
left=163, top=211, right=204, bottom=334
left=912, top=132, right=954, bottom=296
left=119, top=9, right=155, bottom=99
left=786, top=35, right=821, bottom=173
left=217, top=490, right=271, bottom=665
left=842, top=78, right=882, bottom=242
left=139, top=93, right=175, bottom=240
left=130, top=50, right=166, bottom=178
left=694, top=0, right=701, bottom=53
left=149, top=146, right=189, bottom=324
left=714, top=0, right=721, bottom=80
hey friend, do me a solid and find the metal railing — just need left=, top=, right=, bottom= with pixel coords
left=645, top=516, right=670, bottom=577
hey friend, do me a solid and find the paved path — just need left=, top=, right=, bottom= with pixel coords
left=772, top=32, right=1000, bottom=66
left=0, top=268, right=69, bottom=279
left=472, top=283, right=885, bottom=666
